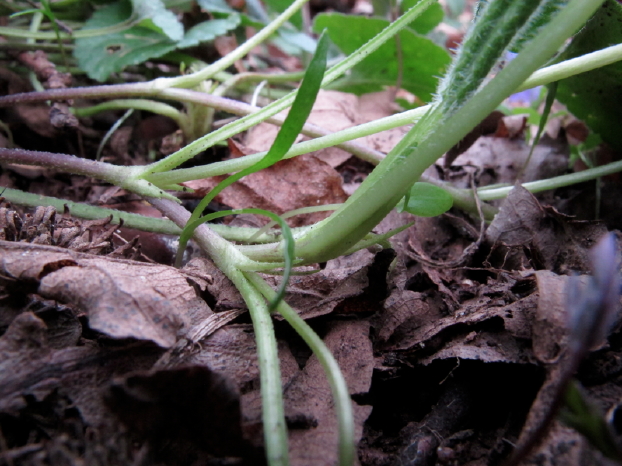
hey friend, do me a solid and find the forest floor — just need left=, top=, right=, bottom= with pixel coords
left=1, top=3, right=622, bottom=466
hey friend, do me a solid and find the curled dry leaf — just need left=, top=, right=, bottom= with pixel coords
left=0, top=241, right=215, bottom=348
left=485, top=185, right=607, bottom=273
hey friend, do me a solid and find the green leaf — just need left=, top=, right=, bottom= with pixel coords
left=555, top=0, right=622, bottom=153
left=312, top=13, right=450, bottom=101
left=263, top=0, right=303, bottom=29
left=396, top=182, right=453, bottom=217
left=177, top=15, right=241, bottom=48
left=74, top=1, right=176, bottom=82
left=561, top=380, right=622, bottom=461
left=197, top=0, right=265, bottom=26
left=131, top=0, right=183, bottom=41
left=175, top=32, right=331, bottom=267
left=401, top=0, right=444, bottom=35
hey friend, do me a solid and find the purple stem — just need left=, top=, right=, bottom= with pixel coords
left=0, top=147, right=122, bottom=180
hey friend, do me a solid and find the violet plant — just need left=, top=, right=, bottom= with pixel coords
left=1, top=1, right=622, bottom=465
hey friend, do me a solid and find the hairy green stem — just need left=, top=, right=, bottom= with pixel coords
left=292, top=0, right=607, bottom=263
left=515, top=43, right=622, bottom=92
left=0, top=147, right=177, bottom=200
left=0, top=187, right=181, bottom=234
left=478, top=159, right=622, bottom=200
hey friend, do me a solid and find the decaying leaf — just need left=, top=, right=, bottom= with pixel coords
left=263, top=248, right=376, bottom=319
left=285, top=320, right=374, bottom=466
left=485, top=185, right=608, bottom=273
left=0, top=241, right=214, bottom=347
left=106, top=366, right=259, bottom=462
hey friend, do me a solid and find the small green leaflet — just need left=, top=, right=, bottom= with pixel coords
left=74, top=0, right=240, bottom=81
left=177, top=15, right=241, bottom=49
left=396, top=182, right=453, bottom=217
left=131, top=0, right=183, bottom=41
left=312, top=13, right=449, bottom=100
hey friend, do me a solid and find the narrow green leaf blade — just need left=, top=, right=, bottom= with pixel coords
left=175, top=32, right=330, bottom=266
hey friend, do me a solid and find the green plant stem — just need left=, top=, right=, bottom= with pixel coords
left=139, top=0, right=438, bottom=175
left=154, top=0, right=312, bottom=90
left=0, top=187, right=182, bottom=233
left=478, top=159, right=622, bottom=200
left=3, top=40, right=617, bottom=177
left=74, top=99, right=184, bottom=126
left=515, top=43, right=622, bottom=92
left=147, top=197, right=289, bottom=466
left=244, top=271, right=356, bottom=466
left=0, top=16, right=136, bottom=39
left=146, top=105, right=427, bottom=185
left=0, top=41, right=74, bottom=51
left=0, top=186, right=305, bottom=242
left=0, top=85, right=388, bottom=167
left=292, top=0, right=607, bottom=263
left=0, top=147, right=178, bottom=200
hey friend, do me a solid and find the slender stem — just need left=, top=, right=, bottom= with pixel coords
left=96, top=109, right=134, bottom=161
left=0, top=147, right=125, bottom=180
left=245, top=271, right=356, bottom=466
left=0, top=187, right=182, bottom=234
left=146, top=106, right=428, bottom=185
left=74, top=99, right=184, bottom=126
left=0, top=41, right=74, bottom=51
left=0, top=148, right=178, bottom=201
left=515, top=43, right=622, bottom=92
left=477, top=159, right=622, bottom=201
left=0, top=186, right=304, bottom=242
left=148, top=197, right=289, bottom=466
left=154, top=0, right=312, bottom=90
left=0, top=16, right=136, bottom=39
left=139, top=0, right=438, bottom=175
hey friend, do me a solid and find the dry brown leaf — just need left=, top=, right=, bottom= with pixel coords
left=245, top=90, right=410, bottom=168
left=0, top=312, right=161, bottom=424
left=0, top=241, right=215, bottom=347
left=448, top=135, right=568, bottom=187
left=485, top=185, right=608, bottom=273
left=263, top=248, right=376, bottom=320
left=185, top=153, right=347, bottom=227
left=377, top=275, right=536, bottom=361
left=285, top=320, right=374, bottom=466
